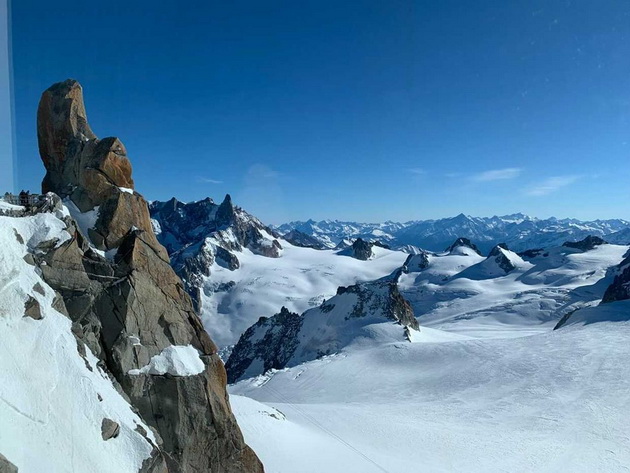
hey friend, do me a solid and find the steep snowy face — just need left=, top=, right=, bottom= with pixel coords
left=226, top=279, right=418, bottom=383
left=0, top=214, right=157, bottom=473
left=277, top=215, right=630, bottom=253
left=398, top=238, right=628, bottom=336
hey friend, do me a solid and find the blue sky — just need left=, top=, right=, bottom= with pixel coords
left=10, top=0, right=630, bottom=224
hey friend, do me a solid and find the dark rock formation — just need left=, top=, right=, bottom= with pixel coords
left=226, top=278, right=418, bottom=383
left=601, top=251, right=630, bottom=303
left=0, top=453, right=17, bottom=473
left=488, top=244, right=516, bottom=273
left=282, top=229, right=326, bottom=249
left=562, top=235, right=606, bottom=252
left=517, top=248, right=544, bottom=259
left=35, top=80, right=263, bottom=472
left=226, top=307, right=303, bottom=383
left=349, top=238, right=373, bottom=260
left=23, top=295, right=42, bottom=320
left=445, top=237, right=482, bottom=255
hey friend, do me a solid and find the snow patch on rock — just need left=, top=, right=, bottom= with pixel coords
left=129, top=345, right=205, bottom=377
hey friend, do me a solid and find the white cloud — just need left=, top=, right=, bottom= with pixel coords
left=408, top=168, right=426, bottom=175
left=525, top=175, right=580, bottom=196
left=472, top=167, right=522, bottom=182
left=197, top=177, right=223, bottom=184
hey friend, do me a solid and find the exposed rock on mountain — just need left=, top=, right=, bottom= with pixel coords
left=34, top=80, right=262, bottom=472
left=37, top=79, right=162, bottom=257
left=562, top=235, right=606, bottom=252
left=226, top=278, right=418, bottom=383
left=149, top=195, right=281, bottom=310
left=402, top=251, right=430, bottom=273
left=445, top=237, right=482, bottom=256
left=601, top=251, right=630, bottom=303
left=0, top=454, right=17, bottom=473
left=282, top=229, right=326, bottom=249
left=351, top=238, right=373, bottom=260
left=337, top=237, right=374, bottom=260
left=487, top=244, right=517, bottom=274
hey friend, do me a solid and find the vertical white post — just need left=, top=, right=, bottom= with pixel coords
left=0, top=0, right=14, bottom=193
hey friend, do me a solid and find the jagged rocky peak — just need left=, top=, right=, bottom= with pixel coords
left=445, top=237, right=482, bottom=256
left=37, top=79, right=162, bottom=258
left=226, top=279, right=418, bottom=383
left=562, top=235, right=606, bottom=252
left=215, top=193, right=235, bottom=227
left=32, top=80, right=263, bottom=472
left=149, top=194, right=282, bottom=312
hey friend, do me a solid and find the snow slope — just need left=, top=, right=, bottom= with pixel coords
left=231, top=319, right=630, bottom=472
left=0, top=213, right=155, bottom=473
left=399, top=243, right=628, bottom=337
left=200, top=243, right=408, bottom=347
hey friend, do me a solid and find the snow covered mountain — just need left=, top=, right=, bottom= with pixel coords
left=150, top=197, right=409, bottom=348
left=225, top=276, right=418, bottom=383
left=226, top=236, right=630, bottom=472
left=275, top=214, right=630, bottom=253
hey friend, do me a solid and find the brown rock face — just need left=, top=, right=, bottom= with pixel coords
left=37, top=79, right=160, bottom=254
left=35, top=80, right=264, bottom=473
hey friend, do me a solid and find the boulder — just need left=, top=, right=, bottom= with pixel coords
left=23, top=296, right=42, bottom=320
left=101, top=418, right=120, bottom=440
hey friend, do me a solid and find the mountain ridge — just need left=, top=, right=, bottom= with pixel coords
left=274, top=214, right=630, bottom=253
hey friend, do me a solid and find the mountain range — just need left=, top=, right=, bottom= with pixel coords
left=275, top=214, right=630, bottom=253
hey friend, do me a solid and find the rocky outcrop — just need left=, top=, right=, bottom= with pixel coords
left=351, top=238, right=374, bottom=260
left=488, top=243, right=516, bottom=273
left=0, top=454, right=17, bottom=473
left=226, top=307, right=303, bottom=383
left=562, top=235, right=606, bottom=252
left=37, top=79, right=163, bottom=258
left=226, top=279, right=418, bottom=383
left=282, top=229, right=326, bottom=249
left=402, top=251, right=430, bottom=273
left=601, top=251, right=630, bottom=303
left=35, top=80, right=263, bottom=472
left=445, top=237, right=482, bottom=255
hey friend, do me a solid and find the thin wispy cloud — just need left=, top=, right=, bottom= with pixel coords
left=197, top=177, right=223, bottom=184
left=525, top=175, right=580, bottom=196
left=408, top=168, right=426, bottom=175
left=472, top=167, right=522, bottom=182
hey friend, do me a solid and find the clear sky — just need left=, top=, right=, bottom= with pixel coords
left=10, top=1, right=630, bottom=224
